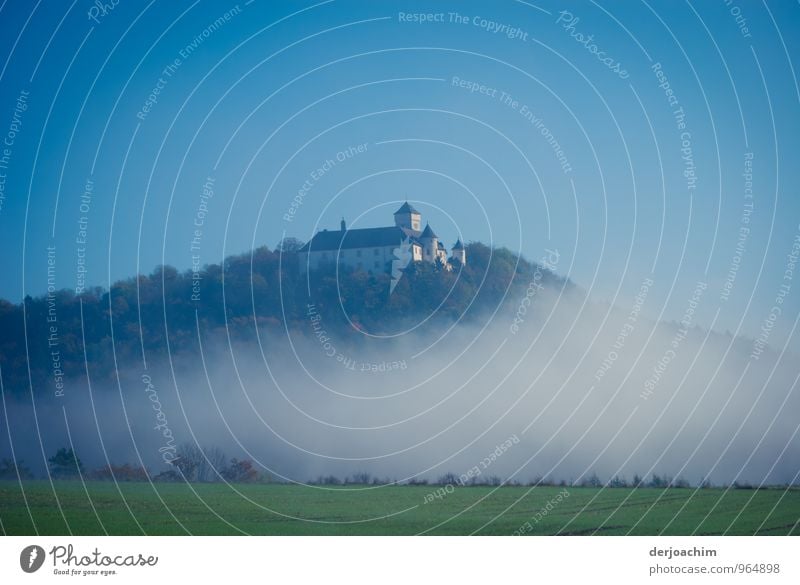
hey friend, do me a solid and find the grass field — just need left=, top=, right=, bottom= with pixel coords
left=0, top=481, right=798, bottom=535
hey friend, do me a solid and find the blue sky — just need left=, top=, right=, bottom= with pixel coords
left=0, top=0, right=799, bottom=348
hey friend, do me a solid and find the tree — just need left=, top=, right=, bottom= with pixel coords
left=48, top=448, right=84, bottom=479
left=314, top=474, right=341, bottom=485
left=580, top=472, right=603, bottom=487
left=347, top=471, right=372, bottom=485
left=172, top=444, right=227, bottom=482
left=200, top=446, right=227, bottom=482
left=436, top=472, right=459, bottom=486
left=275, top=237, right=304, bottom=253
left=171, top=444, right=199, bottom=481
left=0, top=458, right=34, bottom=480
left=648, top=473, right=671, bottom=488
left=609, top=475, right=629, bottom=488
left=222, top=458, right=259, bottom=483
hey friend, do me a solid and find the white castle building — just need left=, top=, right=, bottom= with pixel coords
left=298, top=202, right=466, bottom=274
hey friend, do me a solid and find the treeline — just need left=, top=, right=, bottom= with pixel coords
left=0, top=242, right=566, bottom=395
left=1, top=450, right=790, bottom=490
left=0, top=447, right=267, bottom=484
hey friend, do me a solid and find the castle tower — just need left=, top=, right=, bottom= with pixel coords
left=419, top=223, right=438, bottom=263
left=393, top=201, right=421, bottom=232
left=451, top=239, right=466, bottom=265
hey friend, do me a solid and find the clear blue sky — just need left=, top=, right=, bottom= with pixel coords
left=0, top=0, right=798, bottom=348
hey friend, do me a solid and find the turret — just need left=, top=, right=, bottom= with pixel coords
left=451, top=239, right=466, bottom=265
left=419, top=223, right=438, bottom=262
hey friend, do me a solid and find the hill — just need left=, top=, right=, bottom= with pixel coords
left=0, top=242, right=566, bottom=395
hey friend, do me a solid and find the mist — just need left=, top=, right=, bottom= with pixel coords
left=2, top=281, right=799, bottom=488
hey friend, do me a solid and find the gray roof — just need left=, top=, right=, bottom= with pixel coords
left=300, top=226, right=422, bottom=252
left=420, top=223, right=437, bottom=239
left=452, top=239, right=464, bottom=249
left=394, top=201, right=419, bottom=215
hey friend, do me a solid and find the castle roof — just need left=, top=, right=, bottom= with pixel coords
left=420, top=223, right=437, bottom=239
left=299, top=225, right=421, bottom=252
left=452, top=239, right=464, bottom=250
left=393, top=201, right=419, bottom=215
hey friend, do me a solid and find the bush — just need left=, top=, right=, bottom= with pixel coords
left=89, top=463, right=148, bottom=482
left=152, top=470, right=182, bottom=482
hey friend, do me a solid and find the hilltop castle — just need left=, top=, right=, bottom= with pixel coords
left=298, top=202, right=465, bottom=274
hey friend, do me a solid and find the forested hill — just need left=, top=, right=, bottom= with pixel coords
left=0, top=242, right=568, bottom=395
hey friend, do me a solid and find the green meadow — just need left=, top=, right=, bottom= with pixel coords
left=1, top=481, right=798, bottom=536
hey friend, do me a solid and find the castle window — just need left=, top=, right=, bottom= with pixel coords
left=356, top=249, right=362, bottom=257
left=374, top=261, right=380, bottom=268
left=374, top=248, right=379, bottom=256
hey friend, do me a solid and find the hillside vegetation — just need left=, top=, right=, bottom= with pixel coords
left=0, top=243, right=565, bottom=395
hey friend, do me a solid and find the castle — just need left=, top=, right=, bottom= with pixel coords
left=298, top=202, right=466, bottom=274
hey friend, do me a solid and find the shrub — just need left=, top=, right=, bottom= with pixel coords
left=153, top=469, right=182, bottom=482
left=89, top=463, right=148, bottom=482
